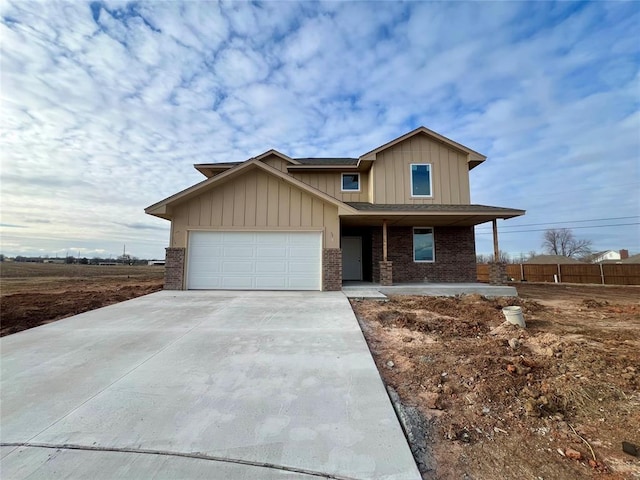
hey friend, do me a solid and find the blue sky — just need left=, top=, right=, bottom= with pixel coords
left=1, top=1, right=638, bottom=260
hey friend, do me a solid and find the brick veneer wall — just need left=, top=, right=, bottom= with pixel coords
left=322, top=248, right=342, bottom=291
left=372, top=226, right=476, bottom=283
left=379, top=261, right=393, bottom=285
left=488, top=262, right=508, bottom=285
left=165, top=247, right=185, bottom=290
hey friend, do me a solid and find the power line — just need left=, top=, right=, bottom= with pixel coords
left=476, top=215, right=640, bottom=230
left=475, top=222, right=640, bottom=235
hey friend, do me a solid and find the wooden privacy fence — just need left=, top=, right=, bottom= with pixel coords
left=477, top=263, right=640, bottom=285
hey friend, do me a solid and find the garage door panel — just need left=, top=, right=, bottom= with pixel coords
left=255, top=261, right=287, bottom=274
left=223, top=246, right=255, bottom=257
left=222, top=277, right=255, bottom=289
left=222, top=261, right=255, bottom=274
left=256, top=246, right=287, bottom=257
left=187, top=231, right=321, bottom=290
left=224, top=233, right=255, bottom=243
left=255, top=277, right=288, bottom=288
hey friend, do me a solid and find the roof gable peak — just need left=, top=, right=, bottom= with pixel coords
left=359, top=126, right=486, bottom=169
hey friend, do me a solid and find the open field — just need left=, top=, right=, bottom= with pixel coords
left=353, top=283, right=640, bottom=480
left=0, top=263, right=164, bottom=336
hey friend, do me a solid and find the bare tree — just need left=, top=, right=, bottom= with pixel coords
left=542, top=228, right=592, bottom=258
left=476, top=250, right=511, bottom=263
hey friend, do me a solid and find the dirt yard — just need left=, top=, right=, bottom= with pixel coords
left=0, top=263, right=164, bottom=336
left=352, top=283, right=640, bottom=480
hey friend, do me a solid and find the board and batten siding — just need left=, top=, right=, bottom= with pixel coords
left=262, top=155, right=290, bottom=172
left=371, top=134, right=471, bottom=205
left=170, top=168, right=340, bottom=249
left=291, top=172, right=370, bottom=203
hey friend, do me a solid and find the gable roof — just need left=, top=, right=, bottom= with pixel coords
left=146, top=158, right=358, bottom=219
left=359, top=126, right=486, bottom=169
left=254, top=149, right=300, bottom=165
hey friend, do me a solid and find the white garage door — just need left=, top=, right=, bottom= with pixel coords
left=187, top=231, right=322, bottom=290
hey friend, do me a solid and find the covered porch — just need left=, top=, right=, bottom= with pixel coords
left=338, top=203, right=525, bottom=287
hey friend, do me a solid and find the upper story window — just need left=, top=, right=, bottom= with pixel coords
left=410, top=164, right=432, bottom=197
left=341, top=173, right=360, bottom=192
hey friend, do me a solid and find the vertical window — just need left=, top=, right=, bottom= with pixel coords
left=413, top=227, right=434, bottom=262
left=410, top=164, right=432, bottom=197
left=341, top=173, right=360, bottom=191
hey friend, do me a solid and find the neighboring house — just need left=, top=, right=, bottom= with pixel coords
left=621, top=253, right=640, bottom=264
left=584, top=249, right=629, bottom=263
left=146, top=127, right=524, bottom=291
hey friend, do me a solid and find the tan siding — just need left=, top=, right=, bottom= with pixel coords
left=278, top=182, right=290, bottom=227
left=233, top=176, right=245, bottom=225
left=267, top=176, right=279, bottom=226
left=211, top=189, right=223, bottom=226
left=262, top=155, right=290, bottom=172
left=291, top=171, right=370, bottom=202
left=255, top=172, right=268, bottom=226
left=300, top=194, right=312, bottom=227
left=244, top=170, right=257, bottom=226
left=170, top=167, right=339, bottom=249
left=290, top=188, right=301, bottom=226
left=199, top=192, right=212, bottom=226
left=221, top=182, right=234, bottom=226
left=372, top=134, right=470, bottom=205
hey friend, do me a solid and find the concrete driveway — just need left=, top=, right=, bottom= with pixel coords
left=1, top=291, right=420, bottom=479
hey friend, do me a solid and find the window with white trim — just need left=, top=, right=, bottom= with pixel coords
left=410, top=164, right=432, bottom=197
left=413, top=227, right=434, bottom=262
left=341, top=173, right=360, bottom=192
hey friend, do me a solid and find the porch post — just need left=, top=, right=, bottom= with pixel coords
left=382, top=219, right=388, bottom=262
left=379, top=219, right=393, bottom=286
left=489, top=219, right=507, bottom=285
left=492, top=219, right=499, bottom=261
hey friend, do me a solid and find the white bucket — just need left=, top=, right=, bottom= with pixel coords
left=502, top=306, right=526, bottom=328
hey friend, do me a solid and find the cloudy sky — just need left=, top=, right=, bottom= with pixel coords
left=1, top=1, right=639, bottom=260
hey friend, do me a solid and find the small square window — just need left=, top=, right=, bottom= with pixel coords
left=413, top=227, right=434, bottom=262
left=411, top=164, right=432, bottom=197
left=341, top=173, right=360, bottom=192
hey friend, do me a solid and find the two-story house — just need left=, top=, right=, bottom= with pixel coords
left=145, top=127, right=525, bottom=290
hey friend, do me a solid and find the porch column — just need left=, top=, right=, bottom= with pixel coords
left=379, top=219, right=393, bottom=286
left=492, top=219, right=499, bottom=261
left=382, top=219, right=388, bottom=261
left=489, top=219, right=508, bottom=285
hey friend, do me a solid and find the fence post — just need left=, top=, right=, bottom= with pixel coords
left=600, top=263, right=605, bottom=285
left=557, top=264, right=562, bottom=283
left=520, top=263, right=524, bottom=281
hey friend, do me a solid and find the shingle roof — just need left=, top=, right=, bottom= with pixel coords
left=294, top=158, right=358, bottom=165
left=345, top=202, right=522, bottom=213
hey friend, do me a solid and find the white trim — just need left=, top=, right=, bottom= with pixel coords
left=410, top=163, right=433, bottom=198
left=413, top=227, right=435, bottom=263
left=341, top=172, right=361, bottom=192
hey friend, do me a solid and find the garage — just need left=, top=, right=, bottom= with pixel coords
left=186, top=231, right=322, bottom=290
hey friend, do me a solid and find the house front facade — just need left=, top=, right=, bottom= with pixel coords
left=145, top=127, right=524, bottom=290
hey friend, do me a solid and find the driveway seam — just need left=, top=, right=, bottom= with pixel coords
left=0, top=442, right=360, bottom=480
left=21, top=302, right=232, bottom=445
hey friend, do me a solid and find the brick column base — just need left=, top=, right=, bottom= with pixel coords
left=488, top=262, right=508, bottom=285
left=165, top=247, right=186, bottom=290
left=322, top=248, right=342, bottom=291
left=379, top=261, right=393, bottom=286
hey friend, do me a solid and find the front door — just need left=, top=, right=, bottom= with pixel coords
left=342, top=236, right=363, bottom=281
